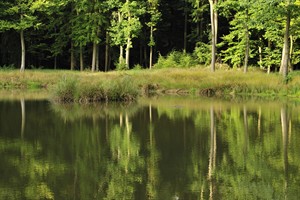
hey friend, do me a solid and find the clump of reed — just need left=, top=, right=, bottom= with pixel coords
left=51, top=75, right=138, bottom=103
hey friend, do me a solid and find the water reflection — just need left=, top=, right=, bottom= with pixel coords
left=0, top=97, right=300, bottom=199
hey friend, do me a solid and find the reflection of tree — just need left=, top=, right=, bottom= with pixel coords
left=208, top=106, right=216, bottom=200
left=147, top=103, right=160, bottom=199
left=21, top=98, right=25, bottom=138
left=0, top=139, right=56, bottom=199
left=281, top=106, right=289, bottom=198
left=104, top=113, right=144, bottom=199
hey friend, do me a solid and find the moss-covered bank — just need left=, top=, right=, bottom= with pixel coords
left=1, top=67, right=300, bottom=101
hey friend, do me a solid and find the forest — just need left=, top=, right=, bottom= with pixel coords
left=0, top=0, right=299, bottom=76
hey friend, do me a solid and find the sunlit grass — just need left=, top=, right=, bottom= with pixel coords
left=0, top=67, right=299, bottom=100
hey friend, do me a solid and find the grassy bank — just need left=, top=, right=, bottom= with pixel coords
left=1, top=67, right=300, bottom=101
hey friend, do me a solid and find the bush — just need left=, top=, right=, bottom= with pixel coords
left=154, top=51, right=198, bottom=69
left=51, top=76, right=77, bottom=102
left=193, top=42, right=211, bottom=65
left=116, top=58, right=129, bottom=71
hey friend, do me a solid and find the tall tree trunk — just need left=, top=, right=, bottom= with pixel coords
left=118, top=11, right=124, bottom=65
left=125, top=36, right=131, bottom=69
left=280, top=6, right=291, bottom=79
left=258, top=41, right=263, bottom=69
left=289, top=35, right=293, bottom=71
left=243, top=7, right=249, bottom=73
left=20, top=29, right=25, bottom=72
left=213, top=0, right=218, bottom=44
left=105, top=31, right=110, bottom=72
left=267, top=40, right=271, bottom=74
left=149, top=26, right=153, bottom=69
left=70, top=42, right=75, bottom=70
left=92, top=42, right=97, bottom=72
left=209, top=0, right=217, bottom=72
left=119, top=46, right=124, bottom=64
left=80, top=46, right=84, bottom=71
left=96, top=44, right=99, bottom=71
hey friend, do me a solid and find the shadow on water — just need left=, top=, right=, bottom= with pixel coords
left=0, top=95, right=300, bottom=199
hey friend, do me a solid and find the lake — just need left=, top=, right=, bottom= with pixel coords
left=1, top=95, right=300, bottom=199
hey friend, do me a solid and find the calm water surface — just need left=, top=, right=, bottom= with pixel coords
left=1, top=96, right=300, bottom=199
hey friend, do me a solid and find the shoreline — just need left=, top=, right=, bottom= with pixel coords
left=0, top=68, right=299, bottom=101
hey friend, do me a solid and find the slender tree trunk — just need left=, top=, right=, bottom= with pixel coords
left=126, top=36, right=131, bottom=69
left=289, top=35, right=293, bottom=71
left=258, top=45, right=263, bottom=69
left=118, top=11, right=124, bottom=65
left=92, top=42, right=97, bottom=72
left=119, top=46, right=124, bottom=64
left=105, top=31, right=110, bottom=72
left=149, top=26, right=153, bottom=69
left=243, top=8, right=249, bottom=73
left=96, top=44, right=99, bottom=71
left=209, top=0, right=216, bottom=72
left=244, top=31, right=249, bottom=73
left=20, top=29, right=25, bottom=72
left=80, top=46, right=84, bottom=71
left=267, top=40, right=271, bottom=74
left=280, top=6, right=291, bottom=79
left=213, top=0, right=218, bottom=44
left=70, top=42, right=75, bottom=70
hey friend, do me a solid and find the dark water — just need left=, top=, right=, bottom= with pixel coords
left=1, top=96, right=300, bottom=199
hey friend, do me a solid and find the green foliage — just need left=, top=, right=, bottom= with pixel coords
left=116, top=58, right=129, bottom=71
left=154, top=51, right=198, bottom=68
left=193, top=42, right=211, bottom=65
left=0, top=64, right=15, bottom=70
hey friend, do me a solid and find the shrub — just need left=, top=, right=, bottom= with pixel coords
left=154, top=51, right=198, bottom=69
left=51, top=76, right=77, bottom=102
left=116, top=58, right=129, bottom=71
left=193, top=42, right=211, bottom=65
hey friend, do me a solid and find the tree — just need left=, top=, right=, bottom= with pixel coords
left=219, top=0, right=254, bottom=72
left=109, top=0, right=145, bottom=69
left=0, top=0, right=46, bottom=71
left=147, top=0, right=161, bottom=69
left=208, top=0, right=217, bottom=72
left=280, top=0, right=292, bottom=79
left=72, top=0, right=107, bottom=72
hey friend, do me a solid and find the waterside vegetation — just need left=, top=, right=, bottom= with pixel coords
left=1, top=67, right=300, bottom=102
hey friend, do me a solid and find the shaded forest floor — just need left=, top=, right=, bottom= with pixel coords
left=1, top=67, right=300, bottom=99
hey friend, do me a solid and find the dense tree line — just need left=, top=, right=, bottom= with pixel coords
left=0, top=0, right=299, bottom=75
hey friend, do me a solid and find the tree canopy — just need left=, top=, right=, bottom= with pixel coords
left=0, top=0, right=299, bottom=74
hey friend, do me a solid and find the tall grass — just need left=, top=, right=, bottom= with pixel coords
left=1, top=68, right=300, bottom=101
left=51, top=75, right=138, bottom=103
